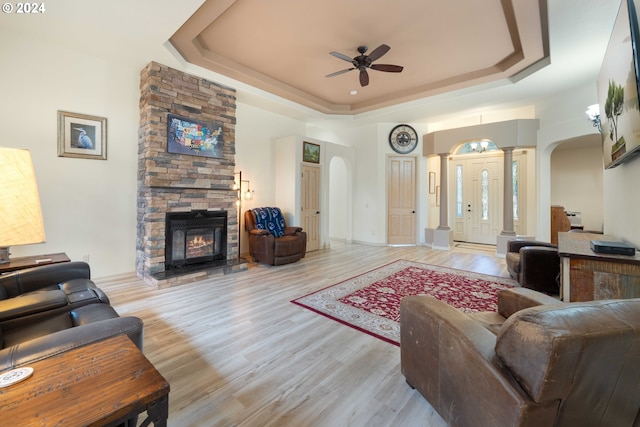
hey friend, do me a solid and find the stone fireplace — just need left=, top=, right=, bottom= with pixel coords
left=136, top=62, right=246, bottom=288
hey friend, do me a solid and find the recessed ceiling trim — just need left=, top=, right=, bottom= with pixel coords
left=169, top=0, right=549, bottom=115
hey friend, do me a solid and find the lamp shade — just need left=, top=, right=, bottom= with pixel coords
left=0, top=147, right=46, bottom=247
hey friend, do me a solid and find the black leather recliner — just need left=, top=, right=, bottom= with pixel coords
left=0, top=261, right=110, bottom=324
left=0, top=303, right=143, bottom=371
left=506, top=239, right=560, bottom=294
left=0, top=262, right=144, bottom=427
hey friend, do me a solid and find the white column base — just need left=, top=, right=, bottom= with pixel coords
left=426, top=227, right=453, bottom=250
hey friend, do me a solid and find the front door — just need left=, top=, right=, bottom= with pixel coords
left=387, top=156, right=416, bottom=245
left=301, top=164, right=320, bottom=252
left=451, top=154, right=503, bottom=244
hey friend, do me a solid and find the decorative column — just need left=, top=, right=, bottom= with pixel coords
left=437, top=153, right=450, bottom=230
left=497, top=147, right=516, bottom=256
left=432, top=153, right=453, bottom=249
left=501, top=147, right=516, bottom=236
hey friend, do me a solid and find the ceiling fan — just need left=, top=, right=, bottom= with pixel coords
left=325, top=44, right=404, bottom=87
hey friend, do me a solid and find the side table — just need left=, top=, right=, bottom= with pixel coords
left=0, top=252, right=70, bottom=274
left=0, top=334, right=170, bottom=426
left=558, top=232, right=640, bottom=302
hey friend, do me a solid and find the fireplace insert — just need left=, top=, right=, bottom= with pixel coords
left=165, top=210, right=227, bottom=269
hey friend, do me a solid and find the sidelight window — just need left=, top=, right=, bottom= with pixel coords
left=481, top=169, right=489, bottom=220
left=513, top=161, right=519, bottom=220
left=456, top=165, right=463, bottom=217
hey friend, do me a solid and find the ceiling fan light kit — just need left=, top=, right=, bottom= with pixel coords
left=326, top=44, right=404, bottom=87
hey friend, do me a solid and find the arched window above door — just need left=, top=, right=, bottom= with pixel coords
left=456, top=140, right=498, bottom=155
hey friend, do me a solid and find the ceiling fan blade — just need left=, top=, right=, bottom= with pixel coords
left=325, top=68, right=355, bottom=78
left=367, top=44, right=390, bottom=62
left=330, top=51, right=355, bottom=63
left=370, top=64, right=404, bottom=73
left=359, top=69, right=369, bottom=87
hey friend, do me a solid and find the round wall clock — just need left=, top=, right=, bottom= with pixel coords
left=389, top=124, right=418, bottom=154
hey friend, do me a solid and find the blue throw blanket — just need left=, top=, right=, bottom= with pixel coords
left=252, top=207, right=286, bottom=237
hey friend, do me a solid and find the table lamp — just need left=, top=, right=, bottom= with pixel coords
left=0, top=147, right=46, bottom=264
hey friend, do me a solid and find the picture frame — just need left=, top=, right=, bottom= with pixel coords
left=429, top=172, right=436, bottom=194
left=167, top=114, right=224, bottom=159
left=303, top=141, right=320, bottom=163
left=57, top=111, right=107, bottom=160
left=597, top=0, right=640, bottom=168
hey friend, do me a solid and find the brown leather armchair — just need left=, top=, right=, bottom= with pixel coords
left=401, top=290, right=640, bottom=427
left=245, top=207, right=307, bottom=265
left=506, top=239, right=559, bottom=294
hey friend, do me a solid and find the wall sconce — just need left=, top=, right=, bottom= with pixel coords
left=232, top=172, right=255, bottom=202
left=0, top=147, right=46, bottom=264
left=470, top=140, right=489, bottom=153
left=243, top=183, right=254, bottom=201
left=234, top=171, right=257, bottom=260
left=586, top=104, right=602, bottom=133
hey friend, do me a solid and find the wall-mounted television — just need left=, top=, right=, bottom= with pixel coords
left=597, top=0, right=640, bottom=169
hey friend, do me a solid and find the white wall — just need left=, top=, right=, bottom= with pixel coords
left=551, top=140, right=604, bottom=232
left=535, top=83, right=603, bottom=241
left=0, top=32, right=140, bottom=278
left=604, top=157, right=640, bottom=247
left=329, top=158, right=348, bottom=240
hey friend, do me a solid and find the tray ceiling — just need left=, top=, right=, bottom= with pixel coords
left=170, top=0, right=548, bottom=115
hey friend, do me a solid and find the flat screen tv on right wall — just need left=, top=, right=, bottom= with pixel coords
left=598, top=0, right=640, bottom=169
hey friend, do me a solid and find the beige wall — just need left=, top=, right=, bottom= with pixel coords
left=0, top=31, right=140, bottom=278
left=550, top=138, right=604, bottom=232
left=2, top=21, right=639, bottom=279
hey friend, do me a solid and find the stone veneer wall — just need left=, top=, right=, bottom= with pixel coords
left=137, top=62, right=240, bottom=288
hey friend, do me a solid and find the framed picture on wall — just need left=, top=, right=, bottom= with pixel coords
left=429, top=172, right=436, bottom=194
left=303, top=141, right=320, bottom=163
left=167, top=114, right=224, bottom=159
left=57, top=111, right=107, bottom=160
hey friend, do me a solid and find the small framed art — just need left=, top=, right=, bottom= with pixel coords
left=303, top=141, right=320, bottom=163
left=57, top=111, right=107, bottom=160
left=429, top=172, right=436, bottom=194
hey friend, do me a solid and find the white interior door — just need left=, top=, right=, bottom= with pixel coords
left=388, top=156, right=416, bottom=245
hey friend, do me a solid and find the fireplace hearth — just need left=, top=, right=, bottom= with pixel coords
left=166, top=210, right=227, bottom=270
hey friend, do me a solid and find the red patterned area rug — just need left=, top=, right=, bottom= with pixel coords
left=291, top=260, right=518, bottom=346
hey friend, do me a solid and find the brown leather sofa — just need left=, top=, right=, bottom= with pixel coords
left=245, top=207, right=307, bottom=265
left=400, top=289, right=640, bottom=427
left=506, top=239, right=560, bottom=294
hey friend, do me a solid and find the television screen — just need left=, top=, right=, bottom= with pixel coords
left=597, top=0, right=640, bottom=169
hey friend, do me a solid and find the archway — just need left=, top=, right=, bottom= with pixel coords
left=550, top=134, right=603, bottom=233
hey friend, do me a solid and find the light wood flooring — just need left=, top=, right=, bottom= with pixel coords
left=95, top=241, right=509, bottom=427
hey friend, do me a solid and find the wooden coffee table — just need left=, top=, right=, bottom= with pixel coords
left=0, top=334, right=170, bottom=426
